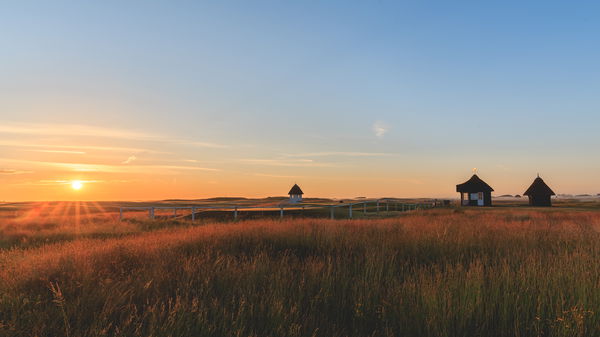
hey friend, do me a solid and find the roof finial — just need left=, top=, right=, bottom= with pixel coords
left=472, top=167, right=477, bottom=174
left=537, top=172, right=540, bottom=178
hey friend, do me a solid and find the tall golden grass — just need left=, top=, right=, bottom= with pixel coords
left=0, top=209, right=599, bottom=336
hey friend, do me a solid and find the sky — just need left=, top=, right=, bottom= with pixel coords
left=1, top=1, right=600, bottom=201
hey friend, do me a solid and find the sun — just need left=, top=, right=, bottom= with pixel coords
left=71, top=180, right=83, bottom=190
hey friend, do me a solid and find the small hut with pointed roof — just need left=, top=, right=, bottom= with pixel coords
left=288, top=184, right=304, bottom=203
left=524, top=175, right=555, bottom=207
left=456, top=174, right=494, bottom=206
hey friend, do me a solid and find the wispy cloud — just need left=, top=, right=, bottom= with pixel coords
left=50, top=162, right=221, bottom=173
left=173, top=140, right=230, bottom=149
left=372, top=121, right=389, bottom=139
left=40, top=179, right=103, bottom=185
left=149, top=165, right=221, bottom=172
left=12, top=179, right=110, bottom=186
left=0, top=123, right=153, bottom=140
left=0, top=141, right=159, bottom=154
left=25, top=149, right=86, bottom=155
left=283, top=152, right=396, bottom=158
left=0, top=168, right=33, bottom=175
left=122, top=155, right=137, bottom=164
left=253, top=173, right=303, bottom=179
left=0, top=158, right=220, bottom=174
left=240, top=159, right=335, bottom=167
left=0, top=123, right=229, bottom=149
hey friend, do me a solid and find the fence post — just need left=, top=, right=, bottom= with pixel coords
left=280, top=207, right=284, bottom=218
left=119, top=208, right=123, bottom=221
left=191, top=207, right=195, bottom=221
left=330, top=206, right=334, bottom=220
left=349, top=205, right=353, bottom=219
left=376, top=201, right=380, bottom=213
left=386, top=202, right=389, bottom=212
left=234, top=206, right=238, bottom=220
left=173, top=208, right=177, bottom=217
left=149, top=207, right=155, bottom=220
left=363, top=202, right=367, bottom=214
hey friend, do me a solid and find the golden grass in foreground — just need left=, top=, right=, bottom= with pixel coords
left=1, top=209, right=600, bottom=336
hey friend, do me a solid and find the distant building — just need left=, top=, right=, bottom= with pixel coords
left=524, top=176, right=555, bottom=207
left=288, top=184, right=304, bottom=203
left=456, top=174, right=494, bottom=206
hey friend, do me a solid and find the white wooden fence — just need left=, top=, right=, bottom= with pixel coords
left=119, top=199, right=443, bottom=222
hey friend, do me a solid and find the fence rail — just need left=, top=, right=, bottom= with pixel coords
left=119, top=199, right=447, bottom=222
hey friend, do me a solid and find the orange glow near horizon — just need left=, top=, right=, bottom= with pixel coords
left=1, top=122, right=599, bottom=202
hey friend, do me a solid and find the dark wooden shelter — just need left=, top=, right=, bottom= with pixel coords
left=456, top=174, right=494, bottom=206
left=523, top=175, right=555, bottom=207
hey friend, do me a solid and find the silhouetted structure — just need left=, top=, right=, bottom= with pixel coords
left=456, top=174, right=494, bottom=206
left=288, top=184, right=304, bottom=203
left=524, top=175, right=555, bottom=207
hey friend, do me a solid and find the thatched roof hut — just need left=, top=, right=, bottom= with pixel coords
left=456, top=174, right=494, bottom=206
left=288, top=184, right=303, bottom=195
left=288, top=184, right=304, bottom=203
left=524, top=176, right=555, bottom=207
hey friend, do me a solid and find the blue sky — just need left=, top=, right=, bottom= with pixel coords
left=1, top=1, right=599, bottom=200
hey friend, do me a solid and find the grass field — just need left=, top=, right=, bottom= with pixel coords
left=0, top=205, right=599, bottom=336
